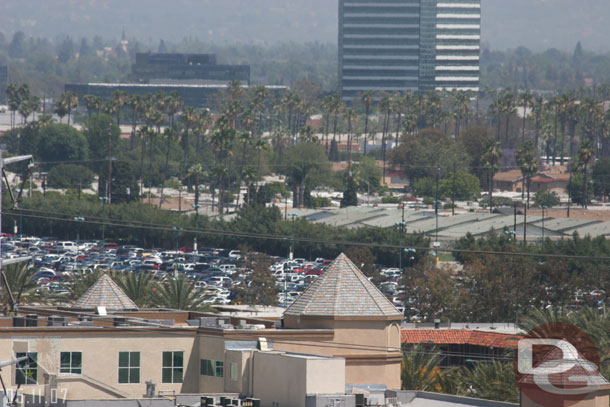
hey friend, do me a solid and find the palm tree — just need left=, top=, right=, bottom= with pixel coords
left=531, top=96, right=544, bottom=152
left=127, top=95, right=145, bottom=150
left=109, top=90, right=129, bottom=125
left=401, top=345, right=444, bottom=391
left=483, top=139, right=503, bottom=213
left=379, top=95, right=393, bottom=184
left=83, top=95, right=103, bottom=117
left=578, top=140, right=594, bottom=209
left=6, top=83, right=20, bottom=130
left=253, top=138, right=269, bottom=201
left=113, top=272, right=157, bottom=308
left=361, top=91, right=374, bottom=155
left=516, top=141, right=539, bottom=208
left=456, top=361, right=519, bottom=403
left=153, top=274, right=214, bottom=311
left=0, top=264, right=43, bottom=315
left=235, top=130, right=252, bottom=209
left=62, top=91, right=79, bottom=125
left=518, top=92, right=533, bottom=142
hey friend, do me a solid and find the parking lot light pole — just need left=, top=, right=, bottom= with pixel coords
left=288, top=213, right=298, bottom=261
left=73, top=216, right=84, bottom=245
left=395, top=221, right=406, bottom=271
left=193, top=204, right=200, bottom=253
left=99, top=196, right=108, bottom=244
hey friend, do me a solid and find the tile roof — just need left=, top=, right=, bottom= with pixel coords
left=401, top=329, right=522, bottom=349
left=73, top=274, right=138, bottom=310
left=284, top=253, right=402, bottom=318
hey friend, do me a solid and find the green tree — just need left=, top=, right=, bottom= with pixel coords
left=533, top=190, right=560, bottom=208
left=516, top=140, right=539, bottom=207
left=483, top=139, right=503, bottom=213
left=567, top=173, right=593, bottom=207
left=439, top=171, right=481, bottom=201
left=282, top=142, right=330, bottom=208
left=455, top=361, right=519, bottom=403
left=98, top=161, right=140, bottom=203
left=577, top=140, right=594, bottom=208
left=47, top=164, right=94, bottom=189
left=38, top=123, right=89, bottom=166
left=340, top=176, right=358, bottom=208
left=592, top=159, right=610, bottom=200
left=83, top=113, right=121, bottom=160
left=232, top=252, right=279, bottom=306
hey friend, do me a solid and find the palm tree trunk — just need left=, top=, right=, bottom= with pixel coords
left=363, top=106, right=369, bottom=155
left=489, top=170, right=494, bottom=214
left=584, top=164, right=588, bottom=209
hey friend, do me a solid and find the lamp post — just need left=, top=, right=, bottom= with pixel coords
left=172, top=226, right=183, bottom=251
left=395, top=221, right=406, bottom=271
left=99, top=196, right=108, bottom=244
left=286, top=213, right=298, bottom=309
left=193, top=204, right=200, bottom=253
left=73, top=217, right=84, bottom=243
left=435, top=167, right=440, bottom=262
left=540, top=205, right=547, bottom=243
left=522, top=199, right=527, bottom=246
left=288, top=213, right=298, bottom=260
left=361, top=180, right=371, bottom=207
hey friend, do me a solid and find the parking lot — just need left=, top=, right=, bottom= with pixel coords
left=1, top=235, right=406, bottom=312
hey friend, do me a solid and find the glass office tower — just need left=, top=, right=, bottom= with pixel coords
left=338, top=0, right=480, bottom=99
left=338, top=0, right=421, bottom=101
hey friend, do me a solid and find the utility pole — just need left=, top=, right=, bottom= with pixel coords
left=523, top=200, right=527, bottom=246
left=434, top=167, right=440, bottom=264
left=567, top=173, right=572, bottom=218
left=193, top=174, right=200, bottom=252
left=107, top=129, right=113, bottom=204
left=99, top=196, right=108, bottom=244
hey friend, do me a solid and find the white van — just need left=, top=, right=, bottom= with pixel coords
left=56, top=241, right=78, bottom=253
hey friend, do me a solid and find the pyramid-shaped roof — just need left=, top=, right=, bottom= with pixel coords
left=284, top=253, right=402, bottom=318
left=73, top=274, right=137, bottom=310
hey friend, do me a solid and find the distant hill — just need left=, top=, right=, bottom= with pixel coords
left=1, top=0, right=609, bottom=52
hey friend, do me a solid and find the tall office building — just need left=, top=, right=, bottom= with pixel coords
left=338, top=0, right=480, bottom=100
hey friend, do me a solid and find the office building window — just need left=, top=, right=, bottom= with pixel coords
left=16, top=352, right=37, bottom=385
left=201, top=359, right=224, bottom=378
left=162, top=351, right=184, bottom=383
left=118, top=351, right=140, bottom=384
left=60, top=352, right=82, bottom=374
left=215, top=361, right=224, bottom=378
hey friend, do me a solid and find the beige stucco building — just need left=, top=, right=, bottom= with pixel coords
left=0, top=254, right=402, bottom=407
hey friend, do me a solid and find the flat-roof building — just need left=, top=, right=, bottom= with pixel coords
left=130, top=53, right=250, bottom=85
left=338, top=0, right=480, bottom=99
left=0, top=255, right=401, bottom=405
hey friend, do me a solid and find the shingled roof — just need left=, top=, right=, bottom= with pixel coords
left=73, top=274, right=138, bottom=310
left=284, top=253, right=402, bottom=318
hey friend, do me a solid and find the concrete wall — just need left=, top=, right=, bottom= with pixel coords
left=277, top=318, right=402, bottom=390
left=0, top=334, right=199, bottom=400
left=251, top=352, right=345, bottom=407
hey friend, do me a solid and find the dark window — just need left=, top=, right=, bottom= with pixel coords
left=162, top=351, right=183, bottom=383
left=118, top=352, right=140, bottom=384
left=16, top=352, right=37, bottom=385
left=60, top=352, right=82, bottom=374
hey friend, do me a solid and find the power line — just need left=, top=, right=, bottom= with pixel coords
left=6, top=207, right=610, bottom=262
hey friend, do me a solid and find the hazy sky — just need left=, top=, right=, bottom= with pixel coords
left=2, top=0, right=609, bottom=52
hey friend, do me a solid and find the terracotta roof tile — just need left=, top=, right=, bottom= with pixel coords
left=401, top=329, right=522, bottom=349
